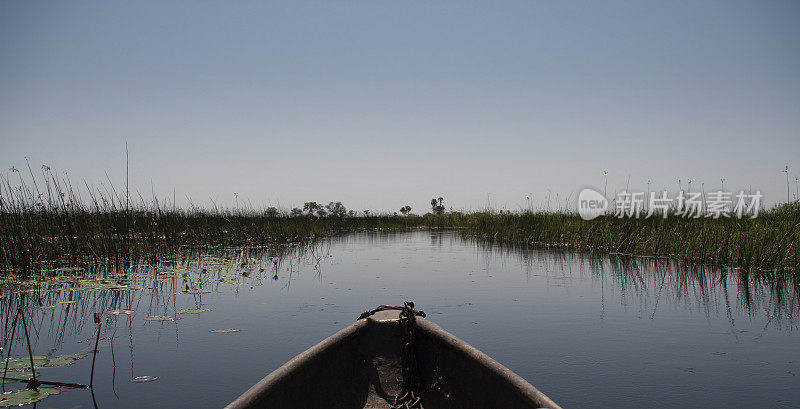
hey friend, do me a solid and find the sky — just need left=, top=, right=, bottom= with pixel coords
left=1, top=1, right=799, bottom=213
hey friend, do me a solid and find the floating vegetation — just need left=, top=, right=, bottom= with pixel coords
left=178, top=309, right=210, bottom=314
left=0, top=387, right=61, bottom=406
left=0, top=243, right=325, bottom=407
left=105, top=309, right=134, bottom=316
left=130, top=375, right=158, bottom=383
left=2, top=354, right=87, bottom=371
left=145, top=316, right=177, bottom=322
left=44, top=353, right=87, bottom=367
left=209, top=329, right=239, bottom=333
left=2, top=356, right=48, bottom=371
left=180, top=289, right=215, bottom=295
left=0, top=372, right=33, bottom=384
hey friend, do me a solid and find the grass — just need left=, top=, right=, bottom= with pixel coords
left=1, top=166, right=799, bottom=273
left=0, top=207, right=428, bottom=269
left=453, top=204, right=800, bottom=273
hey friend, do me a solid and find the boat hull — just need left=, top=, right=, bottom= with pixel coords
left=225, top=311, right=562, bottom=409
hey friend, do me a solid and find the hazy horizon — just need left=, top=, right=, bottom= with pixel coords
left=2, top=1, right=799, bottom=213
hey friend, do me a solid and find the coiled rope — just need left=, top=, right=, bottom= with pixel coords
left=358, top=301, right=427, bottom=409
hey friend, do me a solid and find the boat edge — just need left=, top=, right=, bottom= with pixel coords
left=416, top=318, right=564, bottom=409
left=223, top=311, right=563, bottom=409
left=223, top=317, right=370, bottom=409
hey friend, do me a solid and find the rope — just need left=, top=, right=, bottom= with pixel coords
left=358, top=301, right=426, bottom=409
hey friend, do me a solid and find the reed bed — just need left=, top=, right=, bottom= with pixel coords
left=0, top=167, right=429, bottom=269
left=1, top=167, right=798, bottom=273
left=0, top=208, right=427, bottom=270
left=455, top=204, right=800, bottom=273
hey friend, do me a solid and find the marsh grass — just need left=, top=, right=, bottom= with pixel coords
left=0, top=168, right=426, bottom=269
left=1, top=167, right=798, bottom=273
left=456, top=204, right=800, bottom=273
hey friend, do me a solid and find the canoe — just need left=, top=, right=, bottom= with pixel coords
left=225, top=304, right=562, bottom=409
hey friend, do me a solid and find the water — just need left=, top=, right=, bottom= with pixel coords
left=2, top=230, right=798, bottom=408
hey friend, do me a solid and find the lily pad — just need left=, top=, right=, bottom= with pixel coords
left=105, top=309, right=134, bottom=316
left=180, top=289, right=216, bottom=295
left=145, top=316, right=175, bottom=321
left=130, top=375, right=158, bottom=383
left=209, top=329, right=240, bottom=333
left=0, top=387, right=61, bottom=406
left=3, top=353, right=88, bottom=371
left=43, top=354, right=86, bottom=368
left=2, top=356, right=48, bottom=371
left=178, top=309, right=210, bottom=314
left=0, top=372, right=33, bottom=384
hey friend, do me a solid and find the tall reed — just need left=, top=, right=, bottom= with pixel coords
left=1, top=166, right=798, bottom=273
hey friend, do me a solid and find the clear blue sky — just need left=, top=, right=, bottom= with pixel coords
left=2, top=1, right=799, bottom=212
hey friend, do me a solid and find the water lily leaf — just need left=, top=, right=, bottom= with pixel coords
left=2, top=356, right=48, bottom=371
left=178, top=309, right=210, bottom=314
left=130, top=375, right=158, bottom=383
left=209, top=329, right=240, bottom=333
left=0, top=387, right=60, bottom=406
left=43, top=353, right=86, bottom=368
left=0, top=372, right=32, bottom=384
left=180, top=289, right=215, bottom=294
left=105, top=309, right=134, bottom=316
left=145, top=316, right=175, bottom=321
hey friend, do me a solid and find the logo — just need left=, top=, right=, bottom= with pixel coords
left=578, top=188, right=608, bottom=220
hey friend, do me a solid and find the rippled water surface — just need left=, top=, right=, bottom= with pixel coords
left=2, top=230, right=798, bottom=408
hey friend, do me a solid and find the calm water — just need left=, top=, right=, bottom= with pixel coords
left=2, top=230, right=798, bottom=408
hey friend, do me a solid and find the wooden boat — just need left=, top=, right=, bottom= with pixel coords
left=225, top=304, right=562, bottom=409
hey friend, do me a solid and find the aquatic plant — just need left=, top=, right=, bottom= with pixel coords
left=1, top=165, right=798, bottom=273
left=456, top=205, right=800, bottom=273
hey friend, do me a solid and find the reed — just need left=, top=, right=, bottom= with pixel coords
left=455, top=204, right=800, bottom=273
left=1, top=167, right=798, bottom=273
left=0, top=168, right=428, bottom=269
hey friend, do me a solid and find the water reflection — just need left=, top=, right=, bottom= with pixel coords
left=0, top=242, right=327, bottom=407
left=7, top=236, right=791, bottom=350
left=475, top=239, right=798, bottom=331
left=0, top=231, right=796, bottom=408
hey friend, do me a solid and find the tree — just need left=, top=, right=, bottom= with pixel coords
left=400, top=205, right=412, bottom=216
left=431, top=197, right=445, bottom=215
left=316, top=208, right=328, bottom=217
left=290, top=208, right=303, bottom=217
left=325, top=201, right=347, bottom=217
left=265, top=207, right=279, bottom=217
left=303, top=202, right=321, bottom=215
